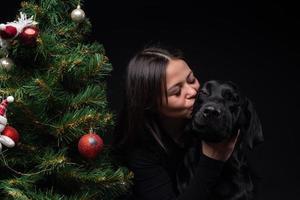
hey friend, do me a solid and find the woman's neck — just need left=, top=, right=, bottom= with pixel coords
left=158, top=115, right=187, bottom=144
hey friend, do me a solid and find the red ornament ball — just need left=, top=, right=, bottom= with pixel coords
left=2, top=125, right=20, bottom=144
left=78, top=133, right=104, bottom=159
left=19, top=26, right=39, bottom=46
left=0, top=25, right=17, bottom=39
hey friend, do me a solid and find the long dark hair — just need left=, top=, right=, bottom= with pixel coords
left=113, top=45, right=184, bottom=155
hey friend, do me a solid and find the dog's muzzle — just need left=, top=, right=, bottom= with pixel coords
left=202, top=105, right=222, bottom=120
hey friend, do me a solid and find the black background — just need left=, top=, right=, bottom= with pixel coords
left=2, top=0, right=299, bottom=199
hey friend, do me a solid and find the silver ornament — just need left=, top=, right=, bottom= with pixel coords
left=71, top=5, right=86, bottom=23
left=0, top=57, right=14, bottom=71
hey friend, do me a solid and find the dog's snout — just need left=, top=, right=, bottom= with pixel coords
left=203, top=106, right=221, bottom=119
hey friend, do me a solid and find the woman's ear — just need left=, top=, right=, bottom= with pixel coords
left=240, top=97, right=264, bottom=150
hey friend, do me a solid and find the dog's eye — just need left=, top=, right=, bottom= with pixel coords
left=223, top=90, right=237, bottom=101
left=199, top=90, right=209, bottom=96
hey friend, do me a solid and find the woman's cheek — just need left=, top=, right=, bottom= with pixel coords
left=195, top=80, right=200, bottom=91
left=170, top=99, right=188, bottom=113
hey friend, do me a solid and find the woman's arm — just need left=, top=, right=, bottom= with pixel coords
left=128, top=149, right=224, bottom=200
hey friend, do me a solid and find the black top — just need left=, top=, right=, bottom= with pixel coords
left=125, top=135, right=225, bottom=200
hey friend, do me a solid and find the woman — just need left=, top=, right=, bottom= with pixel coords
left=113, top=46, right=239, bottom=200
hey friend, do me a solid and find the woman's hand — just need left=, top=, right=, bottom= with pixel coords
left=201, top=130, right=240, bottom=162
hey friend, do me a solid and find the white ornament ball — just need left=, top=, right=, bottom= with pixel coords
left=0, top=57, right=14, bottom=71
left=71, top=5, right=86, bottom=23
left=6, top=96, right=14, bottom=103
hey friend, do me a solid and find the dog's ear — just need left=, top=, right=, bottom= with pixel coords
left=240, top=97, right=264, bottom=150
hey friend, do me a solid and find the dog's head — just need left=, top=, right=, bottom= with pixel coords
left=185, top=80, right=263, bottom=149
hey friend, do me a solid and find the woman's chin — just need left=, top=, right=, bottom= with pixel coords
left=186, top=110, right=193, bottom=119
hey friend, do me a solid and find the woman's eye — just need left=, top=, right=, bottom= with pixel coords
left=188, top=77, right=196, bottom=84
left=188, top=76, right=196, bottom=83
left=174, top=90, right=181, bottom=96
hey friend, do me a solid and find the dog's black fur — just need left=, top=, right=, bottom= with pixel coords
left=178, top=80, right=264, bottom=200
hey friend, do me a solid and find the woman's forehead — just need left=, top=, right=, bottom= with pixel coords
left=165, top=59, right=191, bottom=84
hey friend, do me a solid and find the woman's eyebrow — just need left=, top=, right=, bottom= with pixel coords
left=167, top=71, right=193, bottom=93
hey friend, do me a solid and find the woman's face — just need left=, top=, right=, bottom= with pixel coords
left=159, top=59, right=200, bottom=119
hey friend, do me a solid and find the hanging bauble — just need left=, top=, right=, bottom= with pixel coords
left=2, top=126, right=20, bottom=144
left=71, top=5, right=86, bottom=23
left=78, top=131, right=104, bottom=159
left=19, top=26, right=39, bottom=46
left=0, top=25, right=18, bottom=39
left=0, top=57, right=14, bottom=71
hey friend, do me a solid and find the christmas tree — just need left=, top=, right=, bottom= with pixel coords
left=0, top=0, right=133, bottom=199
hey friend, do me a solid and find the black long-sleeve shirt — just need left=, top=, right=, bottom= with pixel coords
left=126, top=141, right=225, bottom=200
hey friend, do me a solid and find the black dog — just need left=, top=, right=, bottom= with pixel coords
left=178, top=80, right=264, bottom=200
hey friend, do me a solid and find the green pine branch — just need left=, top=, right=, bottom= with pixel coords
left=0, top=0, right=133, bottom=199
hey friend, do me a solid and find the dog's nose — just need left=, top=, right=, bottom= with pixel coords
left=203, top=106, right=221, bottom=118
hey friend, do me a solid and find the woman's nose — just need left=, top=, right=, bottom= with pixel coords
left=186, top=84, right=198, bottom=99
